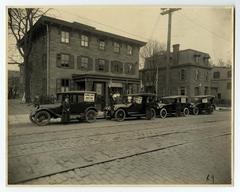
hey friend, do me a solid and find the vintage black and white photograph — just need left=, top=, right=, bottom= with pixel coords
left=7, top=6, right=233, bottom=185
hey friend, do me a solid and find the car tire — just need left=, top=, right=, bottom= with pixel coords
left=35, top=110, right=51, bottom=126
left=159, top=108, right=167, bottom=119
left=85, top=109, right=97, bottom=123
left=115, top=109, right=126, bottom=121
left=192, top=107, right=199, bottom=115
left=183, top=108, right=189, bottom=116
left=146, top=108, right=156, bottom=120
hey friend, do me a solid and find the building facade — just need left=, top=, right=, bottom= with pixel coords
left=140, top=44, right=212, bottom=98
left=211, top=66, right=232, bottom=105
left=25, top=16, right=146, bottom=109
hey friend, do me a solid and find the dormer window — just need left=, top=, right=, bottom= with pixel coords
left=194, top=54, right=201, bottom=63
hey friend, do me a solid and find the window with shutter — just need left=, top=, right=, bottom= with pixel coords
left=61, top=31, right=70, bottom=43
left=125, top=63, right=134, bottom=74
left=81, top=35, right=89, bottom=47
left=127, top=45, right=133, bottom=55
left=113, top=42, right=120, bottom=53
left=60, top=79, right=70, bottom=92
left=96, top=59, right=105, bottom=72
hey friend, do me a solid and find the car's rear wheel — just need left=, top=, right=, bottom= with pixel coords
left=115, top=109, right=126, bottom=121
left=146, top=108, right=156, bottom=120
left=159, top=108, right=167, bottom=119
left=35, top=111, right=51, bottom=126
left=192, top=107, right=199, bottom=115
left=183, top=108, right=189, bottom=116
left=85, top=110, right=97, bottom=123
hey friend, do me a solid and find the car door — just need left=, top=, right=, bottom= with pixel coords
left=69, top=94, right=78, bottom=115
left=128, top=96, right=144, bottom=115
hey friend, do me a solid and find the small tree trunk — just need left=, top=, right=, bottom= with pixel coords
left=24, top=56, right=31, bottom=103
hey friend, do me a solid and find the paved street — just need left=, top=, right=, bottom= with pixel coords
left=8, top=109, right=232, bottom=185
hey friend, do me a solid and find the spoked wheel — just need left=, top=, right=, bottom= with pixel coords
left=146, top=108, right=156, bottom=120
left=183, top=108, right=190, bottom=116
left=85, top=110, right=97, bottom=123
left=159, top=108, right=167, bottom=119
left=115, top=109, right=126, bottom=121
left=192, top=107, right=199, bottom=115
left=35, top=111, right=51, bottom=126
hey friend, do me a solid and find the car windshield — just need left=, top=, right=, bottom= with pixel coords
left=192, top=97, right=204, bottom=103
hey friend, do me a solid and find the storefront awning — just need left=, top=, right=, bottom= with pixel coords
left=109, top=82, right=123, bottom=88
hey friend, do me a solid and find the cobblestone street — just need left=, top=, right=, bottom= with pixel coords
left=8, top=110, right=232, bottom=185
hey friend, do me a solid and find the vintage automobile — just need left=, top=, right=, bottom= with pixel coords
left=190, top=95, right=215, bottom=115
left=156, top=95, right=195, bottom=118
left=104, top=93, right=157, bottom=121
left=29, top=91, right=98, bottom=126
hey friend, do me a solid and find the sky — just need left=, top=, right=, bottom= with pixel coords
left=8, top=6, right=234, bottom=71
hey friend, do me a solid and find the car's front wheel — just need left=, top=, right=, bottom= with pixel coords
left=183, top=108, right=189, bottom=116
left=34, top=110, right=51, bottom=126
left=159, top=108, right=167, bottom=119
left=85, top=110, right=97, bottom=123
left=146, top=108, right=156, bottom=120
left=115, top=109, right=126, bottom=121
left=192, top=107, right=199, bottom=115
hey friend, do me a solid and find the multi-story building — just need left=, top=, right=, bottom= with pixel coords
left=23, top=16, right=146, bottom=109
left=211, top=66, right=232, bottom=105
left=140, top=44, right=212, bottom=98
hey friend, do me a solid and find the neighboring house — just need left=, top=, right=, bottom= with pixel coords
left=8, top=70, right=20, bottom=99
left=211, top=66, right=232, bottom=105
left=140, top=44, right=212, bottom=98
left=22, top=16, right=146, bottom=109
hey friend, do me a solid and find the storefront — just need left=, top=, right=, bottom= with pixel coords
left=72, top=74, right=140, bottom=110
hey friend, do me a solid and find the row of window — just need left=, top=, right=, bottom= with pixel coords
left=61, top=31, right=133, bottom=55
left=179, top=69, right=208, bottom=81
left=56, top=53, right=136, bottom=74
left=178, top=86, right=209, bottom=96
left=193, top=55, right=209, bottom=65
left=213, top=71, right=231, bottom=79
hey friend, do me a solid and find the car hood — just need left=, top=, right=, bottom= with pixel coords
left=113, top=103, right=132, bottom=109
left=157, top=103, right=167, bottom=108
left=39, top=103, right=62, bottom=109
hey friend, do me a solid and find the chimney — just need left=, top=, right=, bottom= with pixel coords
left=173, top=44, right=180, bottom=53
left=172, top=44, right=180, bottom=64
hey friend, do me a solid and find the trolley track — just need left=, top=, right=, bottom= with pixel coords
left=17, top=133, right=230, bottom=184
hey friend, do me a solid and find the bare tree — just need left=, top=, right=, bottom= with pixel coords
left=140, top=40, right=166, bottom=58
left=8, top=8, right=50, bottom=102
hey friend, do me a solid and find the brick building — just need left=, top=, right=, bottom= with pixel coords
left=211, top=66, right=232, bottom=105
left=140, top=44, right=212, bottom=98
left=24, top=16, right=146, bottom=109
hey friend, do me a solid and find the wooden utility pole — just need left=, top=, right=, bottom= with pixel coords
left=161, top=8, right=181, bottom=96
